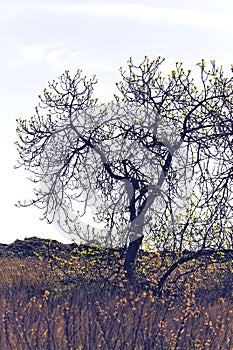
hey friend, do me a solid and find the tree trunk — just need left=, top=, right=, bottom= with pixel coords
left=124, top=235, right=144, bottom=281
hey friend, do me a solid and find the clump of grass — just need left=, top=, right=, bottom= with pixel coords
left=0, top=280, right=232, bottom=349
left=0, top=257, right=59, bottom=297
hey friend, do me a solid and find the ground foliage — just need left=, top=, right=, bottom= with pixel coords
left=0, top=237, right=232, bottom=349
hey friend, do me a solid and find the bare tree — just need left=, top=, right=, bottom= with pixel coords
left=116, top=57, right=233, bottom=280
left=16, top=58, right=233, bottom=282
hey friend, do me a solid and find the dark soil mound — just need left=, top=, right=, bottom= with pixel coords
left=0, top=237, right=78, bottom=259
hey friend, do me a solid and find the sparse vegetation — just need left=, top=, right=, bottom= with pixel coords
left=0, top=238, right=232, bottom=349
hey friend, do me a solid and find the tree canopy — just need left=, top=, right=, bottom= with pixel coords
left=16, top=56, right=233, bottom=280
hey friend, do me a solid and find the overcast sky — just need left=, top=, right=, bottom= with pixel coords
left=1, top=0, right=233, bottom=244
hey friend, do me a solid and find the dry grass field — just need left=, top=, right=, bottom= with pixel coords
left=0, top=238, right=232, bottom=350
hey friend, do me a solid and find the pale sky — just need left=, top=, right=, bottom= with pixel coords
left=1, top=0, right=233, bottom=243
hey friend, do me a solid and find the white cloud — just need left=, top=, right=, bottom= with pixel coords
left=18, top=44, right=116, bottom=73
left=19, top=44, right=55, bottom=63
left=17, top=44, right=61, bottom=66
left=31, top=2, right=233, bottom=34
left=0, top=1, right=24, bottom=19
